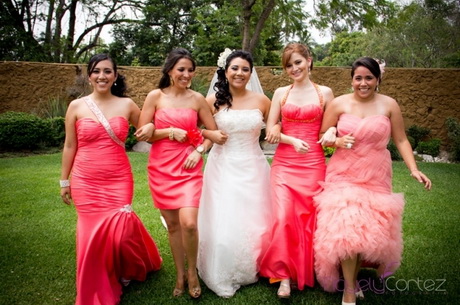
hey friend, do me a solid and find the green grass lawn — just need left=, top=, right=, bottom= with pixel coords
left=0, top=152, right=459, bottom=305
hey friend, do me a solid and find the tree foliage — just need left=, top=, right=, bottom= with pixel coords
left=1, top=0, right=458, bottom=68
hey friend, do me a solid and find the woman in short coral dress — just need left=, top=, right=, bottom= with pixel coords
left=314, top=57, right=431, bottom=305
left=60, top=54, right=162, bottom=305
left=138, top=48, right=216, bottom=299
left=259, top=43, right=334, bottom=298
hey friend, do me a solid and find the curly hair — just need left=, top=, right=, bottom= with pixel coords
left=159, top=48, right=196, bottom=89
left=213, top=50, right=254, bottom=111
left=87, top=54, right=128, bottom=97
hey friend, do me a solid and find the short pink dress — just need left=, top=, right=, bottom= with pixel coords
left=148, top=108, right=203, bottom=209
left=71, top=116, right=162, bottom=305
left=259, top=84, right=326, bottom=289
left=314, top=114, right=405, bottom=292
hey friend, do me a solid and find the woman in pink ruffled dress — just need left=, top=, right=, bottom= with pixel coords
left=60, top=54, right=162, bottom=305
left=138, top=48, right=217, bottom=299
left=259, top=43, right=334, bottom=298
left=314, top=57, right=432, bottom=305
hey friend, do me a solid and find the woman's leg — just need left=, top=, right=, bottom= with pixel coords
left=341, top=255, right=359, bottom=304
left=160, top=209, right=187, bottom=295
left=179, top=207, right=201, bottom=298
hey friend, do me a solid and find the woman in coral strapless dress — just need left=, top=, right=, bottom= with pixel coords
left=60, top=54, right=162, bottom=305
left=138, top=48, right=217, bottom=299
left=314, top=57, right=431, bottom=305
left=197, top=50, right=272, bottom=298
left=259, top=43, right=334, bottom=298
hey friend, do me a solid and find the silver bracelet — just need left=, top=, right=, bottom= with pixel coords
left=60, top=180, right=70, bottom=188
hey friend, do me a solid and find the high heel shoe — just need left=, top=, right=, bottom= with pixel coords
left=277, top=279, right=291, bottom=299
left=342, top=288, right=356, bottom=305
left=187, top=270, right=201, bottom=298
left=172, top=275, right=187, bottom=297
left=355, top=281, right=364, bottom=299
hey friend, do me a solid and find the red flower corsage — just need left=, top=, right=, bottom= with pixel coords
left=187, top=129, right=204, bottom=148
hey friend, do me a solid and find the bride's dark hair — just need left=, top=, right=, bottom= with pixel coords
left=213, top=50, right=254, bottom=111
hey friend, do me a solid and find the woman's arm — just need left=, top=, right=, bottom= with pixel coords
left=60, top=100, right=79, bottom=205
left=389, top=98, right=431, bottom=189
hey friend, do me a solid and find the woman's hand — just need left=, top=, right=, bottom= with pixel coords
left=410, top=170, right=432, bottom=190
left=318, top=127, right=337, bottom=146
left=60, top=187, right=72, bottom=205
left=292, top=138, right=310, bottom=154
left=265, top=123, right=281, bottom=144
left=183, top=150, right=202, bottom=169
left=335, top=133, right=355, bottom=149
left=204, top=129, right=228, bottom=145
left=172, top=128, right=187, bottom=142
left=134, top=122, right=155, bottom=141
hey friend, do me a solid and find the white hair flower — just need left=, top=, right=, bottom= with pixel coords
left=217, top=48, right=233, bottom=68
left=375, top=58, right=386, bottom=75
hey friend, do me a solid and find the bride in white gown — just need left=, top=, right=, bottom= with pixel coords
left=197, top=50, right=272, bottom=297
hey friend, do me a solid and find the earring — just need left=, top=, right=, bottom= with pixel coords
left=376, top=86, right=379, bottom=92
left=170, top=76, right=175, bottom=86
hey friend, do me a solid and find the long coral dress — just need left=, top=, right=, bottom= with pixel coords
left=148, top=108, right=203, bottom=209
left=71, top=116, right=162, bottom=305
left=314, top=114, right=404, bottom=292
left=259, top=84, right=326, bottom=289
left=197, top=108, right=272, bottom=297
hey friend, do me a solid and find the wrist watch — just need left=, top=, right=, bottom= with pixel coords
left=196, top=145, right=205, bottom=154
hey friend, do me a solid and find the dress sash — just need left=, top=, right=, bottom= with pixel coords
left=84, top=96, right=125, bottom=147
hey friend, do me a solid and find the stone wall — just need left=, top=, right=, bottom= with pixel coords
left=1, top=61, right=459, bottom=145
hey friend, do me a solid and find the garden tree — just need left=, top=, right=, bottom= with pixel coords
left=359, top=0, right=460, bottom=67
left=312, top=0, right=398, bottom=36
left=109, top=0, right=208, bottom=66
left=0, top=0, right=47, bottom=61
left=315, top=31, right=366, bottom=66
left=1, top=0, right=146, bottom=63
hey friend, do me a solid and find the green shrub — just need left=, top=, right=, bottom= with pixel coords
left=407, top=135, right=416, bottom=150
left=0, top=112, right=49, bottom=150
left=44, top=117, right=65, bottom=147
left=416, top=138, right=441, bottom=157
left=446, top=117, right=460, bottom=162
left=387, top=139, right=402, bottom=160
left=125, top=125, right=138, bottom=150
left=407, top=125, right=430, bottom=148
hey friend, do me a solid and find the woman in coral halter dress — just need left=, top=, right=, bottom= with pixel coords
left=197, top=50, right=272, bottom=298
left=138, top=48, right=217, bottom=299
left=259, top=43, right=334, bottom=298
left=60, top=54, right=162, bottom=305
left=314, top=57, right=432, bottom=305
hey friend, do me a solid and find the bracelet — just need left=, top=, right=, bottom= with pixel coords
left=169, top=127, right=174, bottom=140
left=60, top=180, right=70, bottom=188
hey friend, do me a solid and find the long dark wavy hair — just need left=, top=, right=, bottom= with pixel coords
left=87, top=54, right=127, bottom=97
left=351, top=57, right=382, bottom=87
left=213, top=50, right=254, bottom=111
left=159, top=48, right=196, bottom=89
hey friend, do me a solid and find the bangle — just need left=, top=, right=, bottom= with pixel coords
left=169, top=127, right=174, bottom=140
left=60, top=180, right=70, bottom=188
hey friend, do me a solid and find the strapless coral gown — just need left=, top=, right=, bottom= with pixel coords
left=71, top=117, right=162, bottom=305
left=148, top=108, right=203, bottom=209
left=314, top=114, right=404, bottom=292
left=198, top=109, right=272, bottom=297
left=259, top=84, right=326, bottom=289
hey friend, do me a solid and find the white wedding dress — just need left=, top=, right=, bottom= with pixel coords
left=197, top=108, right=272, bottom=297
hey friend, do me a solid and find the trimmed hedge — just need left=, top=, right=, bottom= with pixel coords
left=0, top=112, right=50, bottom=150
